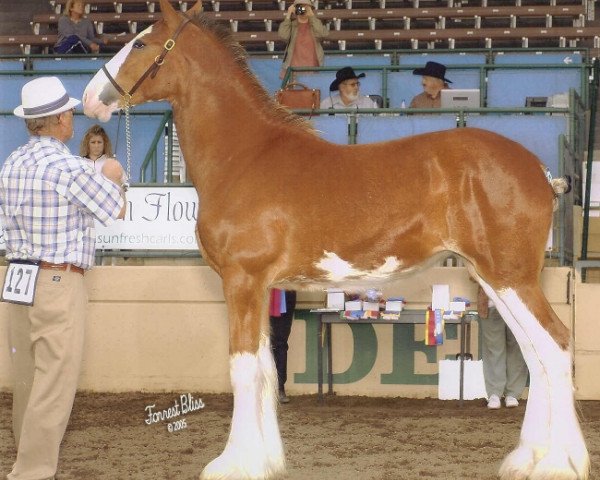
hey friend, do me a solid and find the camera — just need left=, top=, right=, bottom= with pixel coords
left=295, top=4, right=307, bottom=15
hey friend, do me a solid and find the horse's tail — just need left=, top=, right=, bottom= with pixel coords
left=543, top=165, right=571, bottom=211
left=551, top=176, right=571, bottom=196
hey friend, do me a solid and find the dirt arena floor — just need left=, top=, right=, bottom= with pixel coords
left=1, top=391, right=599, bottom=480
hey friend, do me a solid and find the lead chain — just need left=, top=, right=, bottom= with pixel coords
left=123, top=102, right=132, bottom=190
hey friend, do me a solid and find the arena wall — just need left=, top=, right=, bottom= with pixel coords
left=0, top=266, right=597, bottom=399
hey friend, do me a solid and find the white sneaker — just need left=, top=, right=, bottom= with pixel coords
left=505, top=396, right=519, bottom=408
left=487, top=394, right=501, bottom=409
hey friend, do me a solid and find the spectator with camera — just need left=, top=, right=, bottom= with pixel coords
left=278, top=0, right=328, bottom=80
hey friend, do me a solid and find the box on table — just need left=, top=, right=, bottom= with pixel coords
left=345, top=300, right=362, bottom=311
left=326, top=289, right=345, bottom=310
left=385, top=300, right=404, bottom=312
left=362, top=301, right=380, bottom=312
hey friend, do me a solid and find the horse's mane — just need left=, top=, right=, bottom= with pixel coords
left=186, top=13, right=317, bottom=134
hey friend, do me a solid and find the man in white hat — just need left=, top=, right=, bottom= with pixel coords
left=0, top=76, right=126, bottom=480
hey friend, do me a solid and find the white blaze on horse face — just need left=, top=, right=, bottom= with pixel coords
left=83, top=26, right=154, bottom=121
left=315, top=251, right=401, bottom=282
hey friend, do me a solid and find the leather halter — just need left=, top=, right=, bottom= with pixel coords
left=102, top=16, right=191, bottom=105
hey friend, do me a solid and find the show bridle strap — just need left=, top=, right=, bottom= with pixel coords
left=101, top=16, right=191, bottom=186
left=102, top=16, right=191, bottom=105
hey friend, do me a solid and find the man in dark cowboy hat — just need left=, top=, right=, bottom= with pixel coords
left=0, top=76, right=126, bottom=480
left=320, top=66, right=379, bottom=110
left=409, top=61, right=453, bottom=108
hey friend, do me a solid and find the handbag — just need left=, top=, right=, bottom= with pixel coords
left=275, top=82, right=320, bottom=116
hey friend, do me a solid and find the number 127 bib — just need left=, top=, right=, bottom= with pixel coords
left=2, top=262, right=40, bottom=306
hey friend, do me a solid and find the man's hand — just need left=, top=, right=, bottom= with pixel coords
left=101, top=158, right=127, bottom=219
left=101, top=157, right=124, bottom=185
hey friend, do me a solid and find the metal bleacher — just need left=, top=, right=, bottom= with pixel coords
left=0, top=0, right=597, bottom=54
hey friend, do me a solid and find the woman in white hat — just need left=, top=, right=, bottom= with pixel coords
left=278, top=0, right=328, bottom=79
left=2, top=76, right=125, bottom=480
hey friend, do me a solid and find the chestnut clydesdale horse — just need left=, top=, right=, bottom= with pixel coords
left=82, top=1, right=589, bottom=478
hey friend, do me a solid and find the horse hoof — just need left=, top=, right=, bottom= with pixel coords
left=527, top=448, right=590, bottom=480
left=199, top=451, right=285, bottom=480
left=499, top=445, right=535, bottom=480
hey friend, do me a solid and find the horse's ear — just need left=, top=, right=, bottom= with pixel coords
left=159, top=0, right=180, bottom=28
left=187, top=1, right=203, bottom=15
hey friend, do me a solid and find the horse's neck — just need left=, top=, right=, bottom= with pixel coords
left=171, top=80, right=288, bottom=190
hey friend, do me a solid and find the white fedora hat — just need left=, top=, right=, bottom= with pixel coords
left=14, top=76, right=80, bottom=119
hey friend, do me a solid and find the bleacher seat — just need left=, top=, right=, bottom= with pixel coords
left=31, top=56, right=109, bottom=71
left=0, top=59, right=25, bottom=71
left=324, top=53, right=394, bottom=67
left=464, top=114, right=569, bottom=176
left=493, top=51, right=584, bottom=64
left=486, top=68, right=581, bottom=107
left=0, top=116, right=30, bottom=162
left=247, top=56, right=283, bottom=95
left=356, top=115, right=457, bottom=143
left=311, top=116, right=349, bottom=144
left=0, top=75, right=29, bottom=110
left=397, top=52, right=487, bottom=65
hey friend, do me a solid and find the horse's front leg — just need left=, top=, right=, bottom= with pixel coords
left=200, top=271, right=285, bottom=480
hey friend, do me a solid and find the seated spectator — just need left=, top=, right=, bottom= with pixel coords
left=320, top=67, right=379, bottom=110
left=54, top=0, right=105, bottom=54
left=278, top=0, right=328, bottom=80
left=409, top=61, right=452, bottom=109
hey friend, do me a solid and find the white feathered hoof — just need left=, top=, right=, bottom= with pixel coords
left=199, top=449, right=286, bottom=480
left=499, top=445, right=536, bottom=480
left=500, top=442, right=590, bottom=480
left=527, top=447, right=590, bottom=480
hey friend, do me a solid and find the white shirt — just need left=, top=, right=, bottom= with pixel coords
left=320, top=93, right=378, bottom=110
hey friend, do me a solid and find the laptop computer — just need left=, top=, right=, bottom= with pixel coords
left=440, top=89, right=480, bottom=109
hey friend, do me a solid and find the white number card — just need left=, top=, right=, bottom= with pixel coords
left=2, top=262, right=40, bottom=305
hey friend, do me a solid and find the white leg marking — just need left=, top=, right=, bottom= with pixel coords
left=479, top=281, right=589, bottom=480
left=201, top=344, right=285, bottom=480
left=257, top=334, right=286, bottom=474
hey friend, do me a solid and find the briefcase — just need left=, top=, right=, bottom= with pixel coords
left=275, top=82, right=320, bottom=116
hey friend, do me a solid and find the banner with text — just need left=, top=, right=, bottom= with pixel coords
left=0, top=186, right=200, bottom=251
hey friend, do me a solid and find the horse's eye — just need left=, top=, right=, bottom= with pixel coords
left=133, top=40, right=145, bottom=49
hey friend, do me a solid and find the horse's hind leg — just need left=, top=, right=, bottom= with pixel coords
left=479, top=279, right=589, bottom=480
left=200, top=270, right=285, bottom=480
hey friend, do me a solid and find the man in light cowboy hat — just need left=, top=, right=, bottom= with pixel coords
left=409, top=61, right=453, bottom=108
left=0, top=76, right=125, bottom=480
left=320, top=66, right=379, bottom=110
left=278, top=0, right=328, bottom=79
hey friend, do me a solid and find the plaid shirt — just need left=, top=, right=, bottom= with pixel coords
left=0, top=136, right=124, bottom=270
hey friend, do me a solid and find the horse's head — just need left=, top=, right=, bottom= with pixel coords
left=83, top=0, right=201, bottom=121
